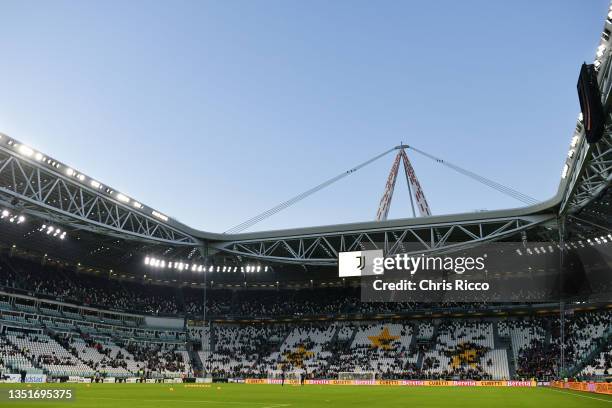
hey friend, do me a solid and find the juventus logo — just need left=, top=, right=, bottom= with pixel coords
left=339, top=249, right=383, bottom=277
left=356, top=255, right=366, bottom=270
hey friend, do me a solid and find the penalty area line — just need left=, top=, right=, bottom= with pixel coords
left=544, top=387, right=612, bottom=403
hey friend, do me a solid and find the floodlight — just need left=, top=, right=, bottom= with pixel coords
left=570, top=135, right=579, bottom=147
left=17, top=144, right=34, bottom=157
left=152, top=211, right=169, bottom=221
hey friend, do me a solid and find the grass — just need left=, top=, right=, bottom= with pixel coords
left=0, top=383, right=611, bottom=408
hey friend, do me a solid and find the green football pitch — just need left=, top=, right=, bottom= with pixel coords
left=0, top=383, right=611, bottom=408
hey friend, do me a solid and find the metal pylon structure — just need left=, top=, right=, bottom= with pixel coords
left=376, top=145, right=431, bottom=221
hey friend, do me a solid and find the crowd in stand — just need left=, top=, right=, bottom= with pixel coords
left=515, top=339, right=559, bottom=379
left=0, top=308, right=610, bottom=381
left=0, top=259, right=370, bottom=317
left=0, top=257, right=551, bottom=319
left=195, top=312, right=611, bottom=381
left=551, top=312, right=611, bottom=363
left=0, top=330, right=193, bottom=379
left=581, top=343, right=612, bottom=377
left=7, top=333, right=88, bottom=376
left=0, top=259, right=181, bottom=315
left=0, top=257, right=610, bottom=382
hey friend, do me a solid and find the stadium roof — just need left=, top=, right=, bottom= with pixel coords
left=0, top=7, right=610, bottom=273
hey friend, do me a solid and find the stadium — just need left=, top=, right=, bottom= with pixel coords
left=0, top=1, right=611, bottom=408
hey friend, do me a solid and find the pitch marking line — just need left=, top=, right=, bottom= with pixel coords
left=79, top=397, right=291, bottom=406
left=544, top=387, right=612, bottom=403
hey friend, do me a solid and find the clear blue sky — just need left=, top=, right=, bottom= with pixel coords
left=0, top=1, right=608, bottom=232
